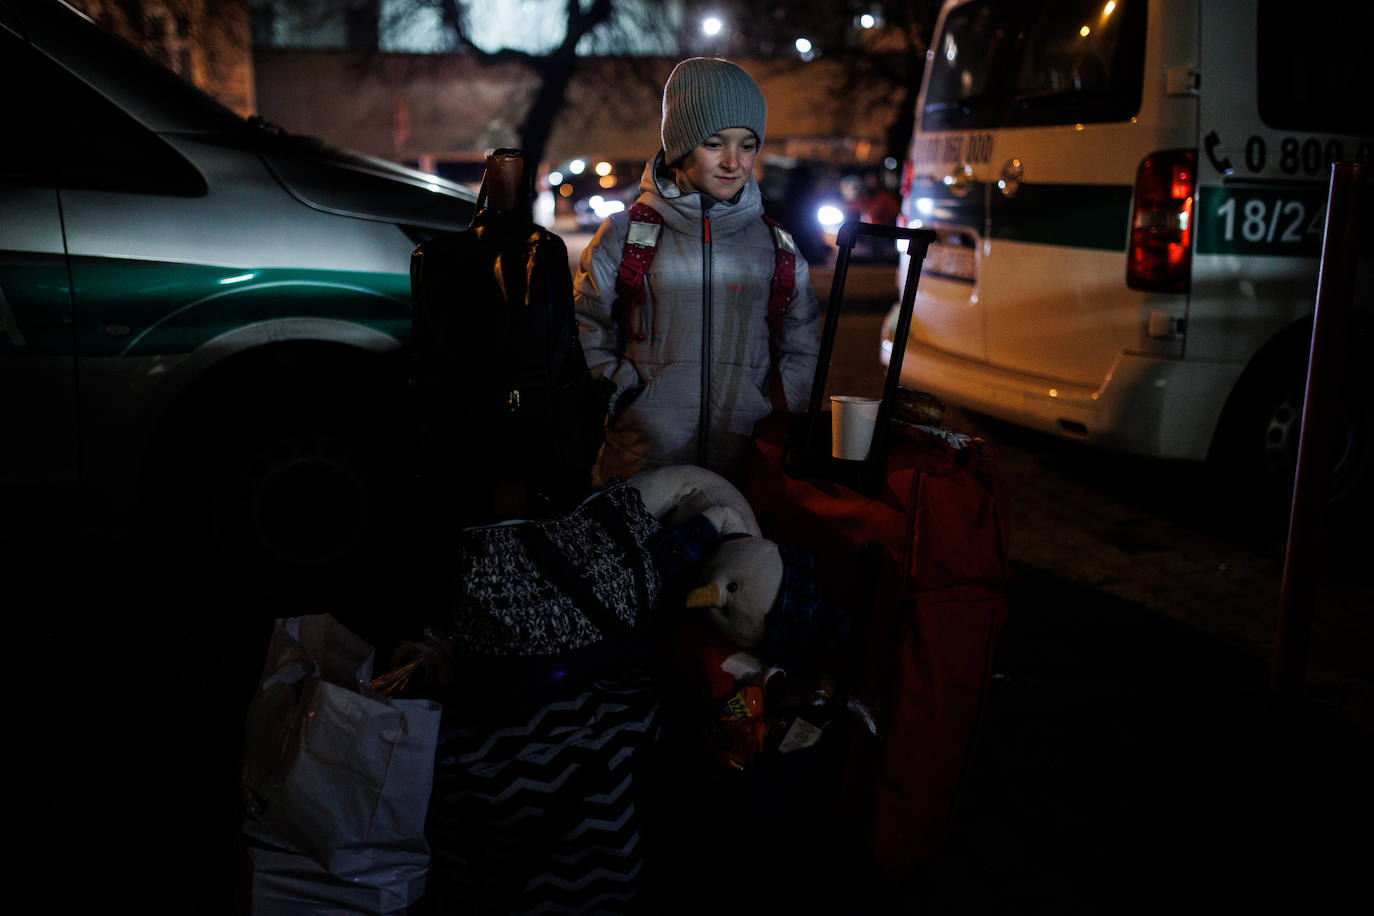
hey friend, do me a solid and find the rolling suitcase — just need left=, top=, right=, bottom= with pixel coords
left=741, top=221, right=1014, bottom=877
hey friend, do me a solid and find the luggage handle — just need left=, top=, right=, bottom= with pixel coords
left=789, top=221, right=936, bottom=494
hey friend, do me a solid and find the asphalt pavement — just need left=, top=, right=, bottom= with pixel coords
left=944, top=407, right=1373, bottom=911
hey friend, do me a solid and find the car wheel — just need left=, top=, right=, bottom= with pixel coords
left=1260, top=379, right=1372, bottom=515
left=159, top=360, right=412, bottom=620
left=1213, top=341, right=1372, bottom=525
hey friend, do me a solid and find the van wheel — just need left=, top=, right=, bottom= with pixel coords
left=1213, top=345, right=1372, bottom=525
left=159, top=372, right=411, bottom=621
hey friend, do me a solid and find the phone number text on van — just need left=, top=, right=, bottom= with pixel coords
left=1238, top=135, right=1374, bottom=177
left=912, top=133, right=995, bottom=166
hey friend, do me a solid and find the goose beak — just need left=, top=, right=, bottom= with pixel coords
left=685, top=583, right=721, bottom=608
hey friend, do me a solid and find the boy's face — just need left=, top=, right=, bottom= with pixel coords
left=677, top=127, right=760, bottom=202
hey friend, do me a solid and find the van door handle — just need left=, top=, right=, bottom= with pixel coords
left=942, top=163, right=974, bottom=197
left=997, top=159, right=1023, bottom=198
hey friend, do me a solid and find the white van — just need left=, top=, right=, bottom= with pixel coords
left=882, top=0, right=1372, bottom=515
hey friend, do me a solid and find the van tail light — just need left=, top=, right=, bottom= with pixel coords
left=1127, top=149, right=1196, bottom=293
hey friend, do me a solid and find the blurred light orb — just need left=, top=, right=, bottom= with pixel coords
left=816, top=204, right=845, bottom=228
left=568, top=159, right=586, bottom=175
left=702, top=17, right=722, bottom=36
left=884, top=156, right=899, bottom=170
left=860, top=13, right=875, bottom=28
left=795, top=37, right=813, bottom=54
left=595, top=160, right=613, bottom=176
left=547, top=170, right=563, bottom=185
left=593, top=198, right=627, bottom=218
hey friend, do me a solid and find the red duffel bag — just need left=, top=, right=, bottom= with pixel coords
left=740, top=221, right=1013, bottom=877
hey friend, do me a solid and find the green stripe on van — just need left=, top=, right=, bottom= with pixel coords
left=905, top=179, right=985, bottom=228
left=909, top=179, right=1132, bottom=250
left=989, top=184, right=1132, bottom=250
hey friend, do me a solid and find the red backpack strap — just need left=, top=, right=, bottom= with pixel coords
left=611, top=202, right=663, bottom=343
left=761, top=214, right=797, bottom=413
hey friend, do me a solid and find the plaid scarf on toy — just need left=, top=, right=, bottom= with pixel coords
left=762, top=545, right=850, bottom=671
left=650, top=519, right=849, bottom=670
left=648, top=513, right=721, bottom=585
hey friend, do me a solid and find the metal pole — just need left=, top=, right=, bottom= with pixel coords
left=1271, top=162, right=1366, bottom=704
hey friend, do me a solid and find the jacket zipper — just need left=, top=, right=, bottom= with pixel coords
left=698, top=207, right=712, bottom=467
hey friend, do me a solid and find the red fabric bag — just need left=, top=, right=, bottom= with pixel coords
left=743, top=413, right=1012, bottom=875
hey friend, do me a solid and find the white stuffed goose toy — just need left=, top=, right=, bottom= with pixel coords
left=625, top=463, right=778, bottom=648
left=626, top=464, right=841, bottom=667
left=686, top=534, right=847, bottom=674
left=625, top=464, right=761, bottom=539
left=682, top=535, right=783, bottom=649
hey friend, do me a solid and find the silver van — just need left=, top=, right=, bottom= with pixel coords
left=1, top=0, right=475, bottom=605
left=883, top=0, right=1371, bottom=516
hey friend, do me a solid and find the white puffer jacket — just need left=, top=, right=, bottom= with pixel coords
left=575, top=154, right=821, bottom=485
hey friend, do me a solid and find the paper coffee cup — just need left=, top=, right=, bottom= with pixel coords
left=831, top=396, right=881, bottom=460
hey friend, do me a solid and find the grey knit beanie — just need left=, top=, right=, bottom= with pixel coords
left=661, top=58, right=767, bottom=165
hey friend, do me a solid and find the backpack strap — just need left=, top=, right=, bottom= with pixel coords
left=611, top=202, right=663, bottom=342
left=761, top=214, right=797, bottom=413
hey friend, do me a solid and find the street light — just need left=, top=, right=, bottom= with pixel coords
left=702, top=16, right=722, bottom=37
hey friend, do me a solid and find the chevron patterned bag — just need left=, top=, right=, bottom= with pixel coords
left=422, top=668, right=661, bottom=915
left=414, top=480, right=666, bottom=914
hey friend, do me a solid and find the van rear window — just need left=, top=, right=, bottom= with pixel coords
left=1258, top=0, right=1373, bottom=136
left=921, top=0, right=1146, bottom=131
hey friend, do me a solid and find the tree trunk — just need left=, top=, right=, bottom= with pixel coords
left=517, top=57, right=575, bottom=172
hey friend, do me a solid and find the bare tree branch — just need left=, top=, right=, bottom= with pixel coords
left=398, top=0, right=618, bottom=164
left=259, top=0, right=939, bottom=166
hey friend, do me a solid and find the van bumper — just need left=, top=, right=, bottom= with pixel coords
left=881, top=337, right=1246, bottom=461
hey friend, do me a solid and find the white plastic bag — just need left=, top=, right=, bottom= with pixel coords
left=241, top=614, right=442, bottom=914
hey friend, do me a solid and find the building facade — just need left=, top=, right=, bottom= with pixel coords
left=69, top=0, right=256, bottom=116
left=252, top=49, right=895, bottom=169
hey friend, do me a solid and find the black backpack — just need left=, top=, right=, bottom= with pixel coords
left=409, top=149, right=608, bottom=527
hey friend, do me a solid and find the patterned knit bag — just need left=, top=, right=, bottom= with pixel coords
left=450, top=479, right=660, bottom=671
